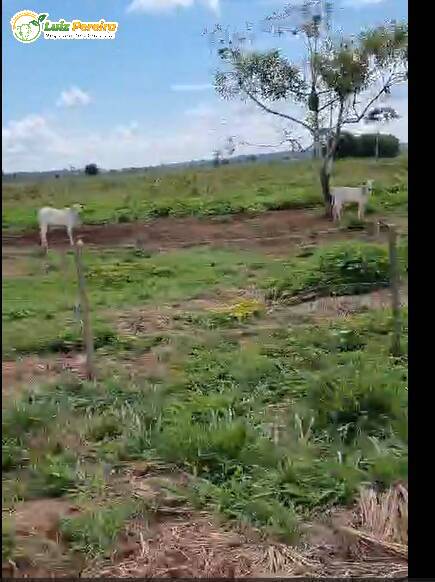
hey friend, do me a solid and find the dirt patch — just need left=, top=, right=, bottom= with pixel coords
left=4, top=466, right=407, bottom=579
left=2, top=209, right=394, bottom=255
left=124, top=351, right=169, bottom=381
left=81, top=467, right=408, bottom=579
left=286, top=285, right=408, bottom=321
left=116, top=289, right=243, bottom=336
left=2, top=259, right=28, bottom=278
left=117, top=308, right=174, bottom=336
left=3, top=500, right=81, bottom=578
left=86, top=511, right=407, bottom=579
left=85, top=516, right=263, bottom=578
left=86, top=479, right=407, bottom=579
left=2, top=354, right=87, bottom=402
left=12, top=499, right=79, bottom=541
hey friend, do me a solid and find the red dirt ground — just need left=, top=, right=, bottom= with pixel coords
left=2, top=209, right=389, bottom=254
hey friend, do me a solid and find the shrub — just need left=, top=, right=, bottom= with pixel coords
left=2, top=519, right=14, bottom=561
left=154, top=413, right=251, bottom=476
left=2, top=438, right=28, bottom=471
left=306, top=356, right=407, bottom=441
left=86, top=413, right=123, bottom=442
left=267, top=241, right=392, bottom=301
left=85, top=163, right=99, bottom=176
left=60, top=502, right=145, bottom=558
left=3, top=399, right=58, bottom=440
left=29, top=452, right=80, bottom=497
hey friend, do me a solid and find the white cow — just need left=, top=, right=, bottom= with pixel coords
left=331, top=180, right=374, bottom=222
left=38, top=204, right=83, bottom=248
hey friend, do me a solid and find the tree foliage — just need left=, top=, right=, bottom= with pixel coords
left=359, top=133, right=400, bottom=158
left=335, top=132, right=400, bottom=159
left=335, top=132, right=360, bottom=159
left=209, top=0, right=408, bottom=214
left=85, top=163, right=99, bottom=176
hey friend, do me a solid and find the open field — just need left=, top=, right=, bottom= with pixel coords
left=2, top=158, right=408, bottom=577
left=3, top=157, right=407, bottom=232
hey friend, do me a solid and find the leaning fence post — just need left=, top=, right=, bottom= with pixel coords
left=380, top=221, right=401, bottom=356
left=73, top=238, right=96, bottom=380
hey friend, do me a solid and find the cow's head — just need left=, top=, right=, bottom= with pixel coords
left=71, top=204, right=84, bottom=225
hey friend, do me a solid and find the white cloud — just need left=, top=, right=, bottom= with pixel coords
left=171, top=83, right=212, bottom=92
left=2, top=102, right=296, bottom=172
left=115, top=122, right=139, bottom=140
left=56, top=86, right=91, bottom=108
left=2, top=114, right=74, bottom=168
left=184, top=103, right=217, bottom=117
left=342, top=0, right=386, bottom=7
left=127, top=0, right=219, bottom=14
left=2, top=86, right=407, bottom=173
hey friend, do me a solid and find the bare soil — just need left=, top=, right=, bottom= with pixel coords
left=2, top=209, right=396, bottom=255
left=13, top=499, right=79, bottom=541
left=2, top=354, right=87, bottom=403
left=286, top=283, right=408, bottom=321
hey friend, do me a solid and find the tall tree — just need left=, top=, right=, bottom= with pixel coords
left=364, top=106, right=400, bottom=160
left=210, top=0, right=407, bottom=217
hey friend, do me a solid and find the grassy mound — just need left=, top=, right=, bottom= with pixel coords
left=266, top=241, right=407, bottom=302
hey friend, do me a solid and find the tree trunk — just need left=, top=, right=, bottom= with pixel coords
left=320, top=158, right=333, bottom=219
left=312, top=130, right=320, bottom=160
left=318, top=100, right=344, bottom=220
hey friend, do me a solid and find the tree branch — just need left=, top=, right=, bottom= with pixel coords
left=243, top=88, right=313, bottom=133
left=318, top=95, right=340, bottom=113
left=240, top=137, right=305, bottom=151
left=342, top=73, right=405, bottom=125
left=344, top=86, right=389, bottom=124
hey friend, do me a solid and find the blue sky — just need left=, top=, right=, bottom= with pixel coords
left=3, top=0, right=408, bottom=172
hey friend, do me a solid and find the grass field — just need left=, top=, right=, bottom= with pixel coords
left=2, top=158, right=408, bottom=577
left=3, top=157, right=408, bottom=231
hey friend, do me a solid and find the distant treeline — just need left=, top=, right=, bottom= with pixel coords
left=334, top=132, right=400, bottom=159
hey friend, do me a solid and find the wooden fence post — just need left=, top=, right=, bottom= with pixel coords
left=380, top=221, right=401, bottom=356
left=73, top=239, right=96, bottom=380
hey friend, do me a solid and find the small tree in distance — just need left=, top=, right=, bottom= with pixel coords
left=359, top=133, right=399, bottom=159
left=213, top=136, right=236, bottom=167
left=364, top=106, right=400, bottom=160
left=84, top=163, right=99, bottom=176
left=213, top=150, right=222, bottom=167
left=209, top=0, right=407, bottom=217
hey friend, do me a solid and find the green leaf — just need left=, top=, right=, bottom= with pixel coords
left=30, top=20, right=39, bottom=26
left=38, top=14, right=47, bottom=22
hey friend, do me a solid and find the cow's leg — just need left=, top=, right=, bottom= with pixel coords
left=40, top=224, right=48, bottom=249
left=67, top=225, right=74, bottom=246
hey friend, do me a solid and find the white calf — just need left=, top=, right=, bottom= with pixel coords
left=38, top=204, right=83, bottom=248
left=331, top=180, right=374, bottom=222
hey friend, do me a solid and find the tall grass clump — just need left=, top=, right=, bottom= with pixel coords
left=60, top=502, right=147, bottom=558
left=266, top=241, right=402, bottom=301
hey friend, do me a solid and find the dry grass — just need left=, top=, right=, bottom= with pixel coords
left=357, top=483, right=408, bottom=545
left=83, top=483, right=407, bottom=578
